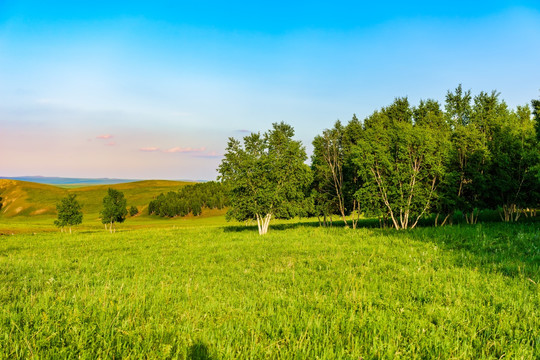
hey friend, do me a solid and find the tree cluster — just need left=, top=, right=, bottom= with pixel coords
left=219, top=86, right=539, bottom=234
left=148, top=181, right=228, bottom=217
left=310, top=86, right=540, bottom=229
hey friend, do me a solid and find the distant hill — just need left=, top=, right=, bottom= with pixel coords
left=0, top=176, right=140, bottom=186
left=0, top=179, right=193, bottom=218
left=0, top=176, right=208, bottom=186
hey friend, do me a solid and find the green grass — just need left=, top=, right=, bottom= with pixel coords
left=1, top=222, right=538, bottom=359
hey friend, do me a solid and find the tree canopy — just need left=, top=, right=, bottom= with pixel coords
left=309, top=85, right=539, bottom=228
left=148, top=181, right=227, bottom=218
left=100, top=188, right=128, bottom=233
left=218, top=122, right=312, bottom=235
left=54, top=194, right=83, bottom=233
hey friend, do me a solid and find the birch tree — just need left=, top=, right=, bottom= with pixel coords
left=354, top=98, right=448, bottom=230
left=54, top=194, right=83, bottom=233
left=218, top=122, right=311, bottom=235
left=311, top=121, right=348, bottom=226
left=100, top=188, right=128, bottom=233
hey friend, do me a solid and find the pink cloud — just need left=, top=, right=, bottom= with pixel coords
left=140, top=147, right=160, bottom=152
left=164, top=146, right=206, bottom=153
left=194, top=151, right=223, bottom=159
left=97, top=134, right=113, bottom=139
left=106, top=142, right=116, bottom=146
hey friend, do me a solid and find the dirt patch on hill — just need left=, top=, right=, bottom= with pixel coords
left=31, top=208, right=52, bottom=215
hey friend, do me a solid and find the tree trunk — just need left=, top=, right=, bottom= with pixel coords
left=256, top=213, right=272, bottom=235
left=440, top=213, right=451, bottom=227
left=465, top=210, right=478, bottom=224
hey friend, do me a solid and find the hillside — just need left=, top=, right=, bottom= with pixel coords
left=0, top=176, right=139, bottom=186
left=0, top=180, right=66, bottom=217
left=0, top=179, right=193, bottom=218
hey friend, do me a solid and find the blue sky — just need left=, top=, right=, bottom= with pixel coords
left=1, top=1, right=540, bottom=180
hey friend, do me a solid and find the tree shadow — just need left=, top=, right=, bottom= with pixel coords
left=222, top=217, right=388, bottom=233
left=400, top=222, right=540, bottom=279
left=187, top=341, right=215, bottom=360
left=222, top=220, right=320, bottom=233
left=222, top=215, right=539, bottom=280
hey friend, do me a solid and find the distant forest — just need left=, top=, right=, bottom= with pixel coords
left=148, top=182, right=228, bottom=217
left=151, top=85, right=540, bottom=229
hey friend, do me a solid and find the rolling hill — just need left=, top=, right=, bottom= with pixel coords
left=0, top=179, right=193, bottom=218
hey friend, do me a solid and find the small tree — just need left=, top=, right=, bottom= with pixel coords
left=54, top=194, right=83, bottom=233
left=129, top=205, right=139, bottom=217
left=218, top=122, right=312, bottom=235
left=101, top=188, right=128, bottom=233
left=0, top=196, right=3, bottom=211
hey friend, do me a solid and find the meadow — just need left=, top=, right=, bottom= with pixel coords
left=1, top=222, right=539, bottom=359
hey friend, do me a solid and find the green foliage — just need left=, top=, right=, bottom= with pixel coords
left=484, top=104, right=540, bottom=221
left=148, top=181, right=227, bottom=217
left=353, top=98, right=449, bottom=229
left=0, top=224, right=538, bottom=358
left=53, top=194, right=83, bottom=232
left=531, top=96, right=540, bottom=141
left=310, top=121, right=346, bottom=224
left=445, top=84, right=472, bottom=127
left=129, top=205, right=139, bottom=217
left=309, top=86, right=540, bottom=228
left=218, top=122, right=312, bottom=234
left=100, top=188, right=127, bottom=232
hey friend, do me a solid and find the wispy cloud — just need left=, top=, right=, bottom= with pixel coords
left=97, top=134, right=113, bottom=139
left=164, top=147, right=206, bottom=153
left=194, top=151, right=223, bottom=159
left=139, top=147, right=160, bottom=152
left=105, top=142, right=116, bottom=146
left=236, top=129, right=251, bottom=134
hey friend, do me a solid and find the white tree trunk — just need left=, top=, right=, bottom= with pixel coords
left=256, top=213, right=272, bottom=235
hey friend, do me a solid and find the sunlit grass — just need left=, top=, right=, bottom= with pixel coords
left=0, top=223, right=538, bottom=359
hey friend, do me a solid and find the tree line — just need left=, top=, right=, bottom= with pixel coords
left=52, top=86, right=539, bottom=235
left=148, top=181, right=228, bottom=217
left=219, top=86, right=540, bottom=234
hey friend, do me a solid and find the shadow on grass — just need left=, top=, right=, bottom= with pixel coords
left=223, top=220, right=320, bottom=233
left=223, top=215, right=539, bottom=280
left=222, top=218, right=387, bottom=233
left=187, top=341, right=214, bottom=360
left=401, top=222, right=540, bottom=280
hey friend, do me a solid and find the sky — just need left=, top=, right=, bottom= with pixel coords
left=1, top=1, right=540, bottom=181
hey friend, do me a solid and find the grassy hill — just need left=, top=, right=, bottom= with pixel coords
left=0, top=180, right=65, bottom=217
left=0, top=179, right=193, bottom=218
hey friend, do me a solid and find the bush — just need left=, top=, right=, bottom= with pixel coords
left=129, top=206, right=139, bottom=217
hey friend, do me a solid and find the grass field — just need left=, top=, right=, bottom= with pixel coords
left=1, top=222, right=539, bottom=359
